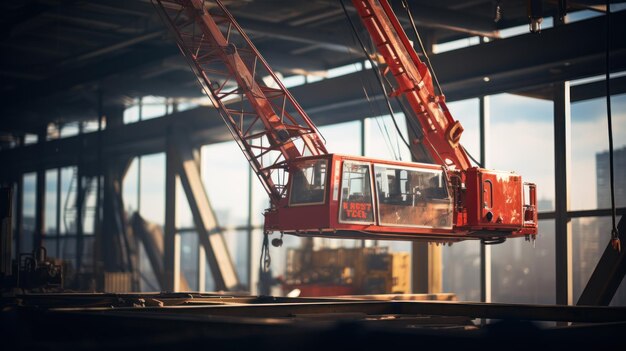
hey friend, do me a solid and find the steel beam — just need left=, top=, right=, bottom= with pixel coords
left=554, top=81, right=573, bottom=306
left=131, top=213, right=165, bottom=290
left=1, top=46, right=179, bottom=112
left=237, top=18, right=359, bottom=54
left=59, top=31, right=165, bottom=67
left=0, top=187, right=13, bottom=276
left=164, top=133, right=179, bottom=292
left=411, top=243, right=442, bottom=294
left=2, top=15, right=626, bottom=179
left=577, top=217, right=626, bottom=306
left=387, top=2, right=497, bottom=36
left=101, top=157, right=138, bottom=291
left=172, top=133, right=240, bottom=291
left=539, top=208, right=626, bottom=220
left=571, top=76, right=626, bottom=102
left=3, top=12, right=625, bottom=134
left=75, top=299, right=626, bottom=324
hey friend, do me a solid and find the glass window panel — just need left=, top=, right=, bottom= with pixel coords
left=180, top=232, right=199, bottom=291
left=141, top=96, right=167, bottom=120
left=138, top=241, right=160, bottom=292
left=122, top=158, right=139, bottom=214
left=490, top=93, right=554, bottom=211
left=42, top=239, right=57, bottom=260
left=374, top=165, right=452, bottom=228
left=81, top=120, right=100, bottom=133
left=139, top=153, right=165, bottom=226
left=318, top=121, right=361, bottom=155
left=45, top=169, right=58, bottom=237
left=24, top=133, right=38, bottom=145
left=60, top=122, right=80, bottom=138
left=79, top=236, right=95, bottom=273
left=59, top=237, right=77, bottom=269
left=21, top=173, right=36, bottom=252
left=289, top=159, right=327, bottom=205
left=571, top=94, right=626, bottom=210
left=46, top=123, right=60, bottom=141
left=339, top=162, right=374, bottom=224
left=123, top=103, right=140, bottom=124
left=365, top=113, right=411, bottom=162
left=59, top=167, right=76, bottom=235
left=282, top=75, right=305, bottom=88
left=175, top=178, right=194, bottom=229
left=447, top=98, right=479, bottom=163
left=82, top=176, right=97, bottom=235
left=202, top=141, right=251, bottom=227
left=442, top=240, right=481, bottom=301
left=491, top=219, right=555, bottom=304
left=433, top=36, right=480, bottom=54
left=223, top=229, right=250, bottom=288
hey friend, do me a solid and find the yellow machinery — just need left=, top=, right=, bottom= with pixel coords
left=283, top=246, right=410, bottom=296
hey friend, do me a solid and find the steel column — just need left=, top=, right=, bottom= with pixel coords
left=75, top=166, right=84, bottom=275
left=479, top=94, right=491, bottom=304
left=246, top=166, right=253, bottom=291
left=34, top=128, right=46, bottom=251
left=101, top=157, right=135, bottom=289
left=554, top=81, right=573, bottom=305
left=164, top=132, right=179, bottom=292
left=0, top=187, right=13, bottom=276
left=131, top=213, right=166, bottom=290
left=15, top=175, right=22, bottom=256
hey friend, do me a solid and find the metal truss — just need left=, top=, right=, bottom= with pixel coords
left=152, top=0, right=327, bottom=205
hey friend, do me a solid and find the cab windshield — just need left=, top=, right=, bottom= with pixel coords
left=374, top=165, right=453, bottom=228
left=289, top=159, right=328, bottom=205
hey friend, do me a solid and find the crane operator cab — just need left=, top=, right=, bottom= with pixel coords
left=264, top=154, right=537, bottom=244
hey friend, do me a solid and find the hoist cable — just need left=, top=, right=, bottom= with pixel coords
left=401, top=0, right=444, bottom=96
left=260, top=232, right=271, bottom=272
left=342, top=24, right=400, bottom=160
left=339, top=0, right=421, bottom=162
left=605, top=2, right=620, bottom=252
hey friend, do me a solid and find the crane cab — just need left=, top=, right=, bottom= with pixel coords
left=264, top=154, right=537, bottom=243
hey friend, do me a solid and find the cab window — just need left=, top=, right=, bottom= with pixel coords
left=339, top=162, right=374, bottom=223
left=289, top=159, right=328, bottom=205
left=374, top=165, right=452, bottom=228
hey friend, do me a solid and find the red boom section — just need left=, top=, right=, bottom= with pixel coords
left=152, top=0, right=327, bottom=204
left=351, top=0, right=471, bottom=171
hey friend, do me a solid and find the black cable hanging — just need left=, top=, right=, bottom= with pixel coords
left=400, top=0, right=444, bottom=96
left=400, top=0, right=488, bottom=169
left=339, top=0, right=419, bottom=162
left=605, top=2, right=620, bottom=252
left=260, top=232, right=271, bottom=272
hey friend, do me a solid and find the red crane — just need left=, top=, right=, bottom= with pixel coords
left=152, top=0, right=538, bottom=244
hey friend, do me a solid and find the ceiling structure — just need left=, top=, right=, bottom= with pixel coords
left=0, top=0, right=623, bottom=135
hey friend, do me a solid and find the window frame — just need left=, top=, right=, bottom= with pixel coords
left=287, top=158, right=329, bottom=207
left=373, top=163, right=453, bottom=229
left=338, top=160, right=376, bottom=225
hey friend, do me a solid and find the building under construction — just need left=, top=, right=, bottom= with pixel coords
left=1, top=0, right=625, bottom=349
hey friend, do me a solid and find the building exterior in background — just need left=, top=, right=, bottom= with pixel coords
left=597, top=146, right=626, bottom=209
left=576, top=147, right=626, bottom=305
